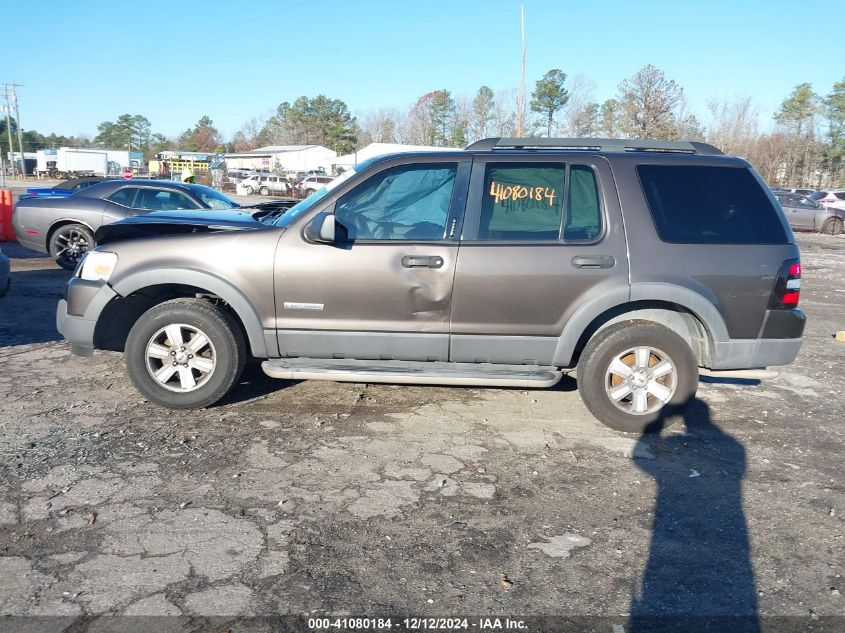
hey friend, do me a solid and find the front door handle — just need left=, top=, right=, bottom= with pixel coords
left=402, top=255, right=444, bottom=269
left=571, top=255, right=615, bottom=269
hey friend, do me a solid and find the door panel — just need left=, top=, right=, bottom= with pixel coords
left=272, top=158, right=471, bottom=361
left=450, top=156, right=629, bottom=363
left=785, top=203, right=813, bottom=229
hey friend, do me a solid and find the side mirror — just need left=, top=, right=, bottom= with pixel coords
left=305, top=212, right=336, bottom=244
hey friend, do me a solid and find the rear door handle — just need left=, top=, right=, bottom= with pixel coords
left=571, top=255, right=615, bottom=269
left=402, top=255, right=444, bottom=269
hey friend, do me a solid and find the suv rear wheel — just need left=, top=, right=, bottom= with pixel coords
left=577, top=320, right=698, bottom=432
left=259, top=186, right=270, bottom=196
left=125, top=298, right=246, bottom=408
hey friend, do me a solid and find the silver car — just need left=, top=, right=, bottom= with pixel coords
left=12, top=181, right=240, bottom=269
left=774, top=192, right=845, bottom=234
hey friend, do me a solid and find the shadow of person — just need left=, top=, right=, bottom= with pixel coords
left=629, top=399, right=760, bottom=633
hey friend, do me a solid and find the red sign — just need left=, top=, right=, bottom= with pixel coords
left=121, top=168, right=134, bottom=180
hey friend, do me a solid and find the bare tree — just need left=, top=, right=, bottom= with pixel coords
left=492, top=88, right=518, bottom=137
left=360, top=108, right=403, bottom=144
left=617, top=65, right=685, bottom=139
left=706, top=97, right=759, bottom=157
left=560, top=74, right=599, bottom=137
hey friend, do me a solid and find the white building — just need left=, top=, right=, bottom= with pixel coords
left=224, top=145, right=337, bottom=173
left=327, top=143, right=461, bottom=173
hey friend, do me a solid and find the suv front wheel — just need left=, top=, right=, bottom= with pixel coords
left=125, top=298, right=246, bottom=408
left=577, top=320, right=698, bottom=432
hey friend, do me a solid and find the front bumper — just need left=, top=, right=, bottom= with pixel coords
left=56, top=278, right=119, bottom=356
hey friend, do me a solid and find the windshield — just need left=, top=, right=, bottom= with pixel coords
left=809, top=191, right=826, bottom=201
left=193, top=185, right=239, bottom=209
left=273, top=160, right=374, bottom=228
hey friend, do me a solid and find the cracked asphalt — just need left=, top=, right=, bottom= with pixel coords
left=0, top=232, right=843, bottom=631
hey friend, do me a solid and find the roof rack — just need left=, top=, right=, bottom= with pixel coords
left=465, top=137, right=723, bottom=156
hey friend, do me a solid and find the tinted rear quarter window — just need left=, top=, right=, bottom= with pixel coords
left=107, top=187, right=138, bottom=207
left=637, top=165, right=788, bottom=244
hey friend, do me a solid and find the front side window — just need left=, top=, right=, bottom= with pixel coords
left=133, top=189, right=198, bottom=211
left=334, top=163, right=457, bottom=241
left=638, top=165, right=788, bottom=244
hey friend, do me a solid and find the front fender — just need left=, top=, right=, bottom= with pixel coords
left=111, top=267, right=274, bottom=358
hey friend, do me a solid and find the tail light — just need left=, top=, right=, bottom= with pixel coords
left=769, top=259, right=801, bottom=309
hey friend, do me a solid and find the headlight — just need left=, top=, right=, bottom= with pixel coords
left=78, top=251, right=118, bottom=282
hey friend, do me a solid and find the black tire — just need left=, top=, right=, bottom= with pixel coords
left=821, top=217, right=844, bottom=235
left=244, top=186, right=254, bottom=195
left=125, top=298, right=246, bottom=409
left=577, top=320, right=698, bottom=433
left=49, top=223, right=94, bottom=271
left=259, top=186, right=270, bottom=196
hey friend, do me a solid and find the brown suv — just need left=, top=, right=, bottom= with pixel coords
left=56, top=138, right=805, bottom=432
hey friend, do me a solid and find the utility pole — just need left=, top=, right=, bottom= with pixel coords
left=10, top=84, right=26, bottom=180
left=2, top=87, right=16, bottom=179
left=515, top=6, right=527, bottom=137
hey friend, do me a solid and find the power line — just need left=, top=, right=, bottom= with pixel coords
left=1, top=83, right=25, bottom=180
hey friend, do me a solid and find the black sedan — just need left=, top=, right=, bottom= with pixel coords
left=12, top=181, right=241, bottom=269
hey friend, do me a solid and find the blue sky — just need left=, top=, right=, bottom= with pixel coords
left=3, top=0, right=842, bottom=141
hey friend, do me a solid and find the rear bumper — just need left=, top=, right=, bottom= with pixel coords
left=711, top=337, right=803, bottom=370
left=12, top=231, right=44, bottom=253
left=710, top=309, right=805, bottom=370
left=56, top=279, right=119, bottom=356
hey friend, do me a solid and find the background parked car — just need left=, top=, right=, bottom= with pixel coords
left=21, top=177, right=116, bottom=199
left=774, top=192, right=845, bottom=234
left=12, top=181, right=240, bottom=270
left=300, top=175, right=334, bottom=195
left=0, top=245, right=9, bottom=298
left=810, top=189, right=845, bottom=211
left=772, top=187, right=816, bottom=196
left=236, top=175, right=291, bottom=196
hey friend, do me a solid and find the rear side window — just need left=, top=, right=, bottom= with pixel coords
left=637, top=165, right=788, bottom=244
left=478, top=163, right=601, bottom=241
left=107, top=188, right=138, bottom=207
left=809, top=191, right=826, bottom=201
left=480, top=164, right=564, bottom=240
left=566, top=166, right=601, bottom=241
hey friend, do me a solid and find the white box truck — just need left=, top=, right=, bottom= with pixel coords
left=42, top=148, right=108, bottom=178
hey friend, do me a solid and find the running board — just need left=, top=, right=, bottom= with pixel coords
left=261, top=358, right=562, bottom=388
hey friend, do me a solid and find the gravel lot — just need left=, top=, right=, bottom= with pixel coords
left=0, top=227, right=843, bottom=631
